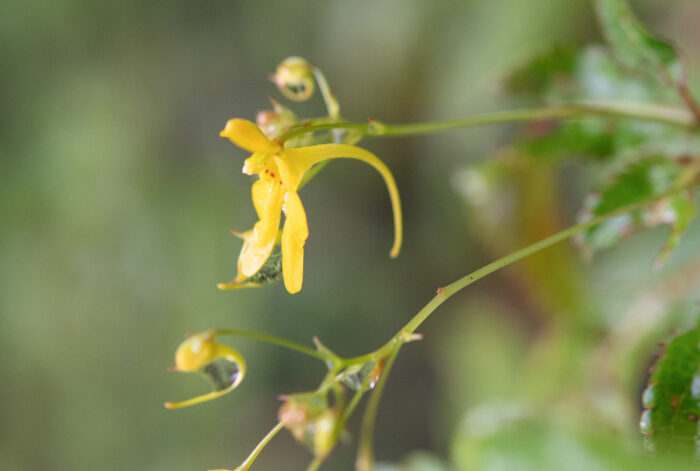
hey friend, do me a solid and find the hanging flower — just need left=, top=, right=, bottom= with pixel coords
left=218, top=119, right=402, bottom=294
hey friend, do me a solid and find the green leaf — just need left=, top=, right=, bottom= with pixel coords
left=641, top=319, right=700, bottom=457
left=506, top=46, right=698, bottom=161
left=507, top=45, right=674, bottom=105
left=505, top=45, right=579, bottom=99
left=452, top=403, right=696, bottom=470
left=594, top=0, right=684, bottom=86
left=575, top=156, right=697, bottom=265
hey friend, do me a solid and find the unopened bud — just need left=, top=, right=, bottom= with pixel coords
left=272, top=57, right=315, bottom=101
left=165, top=331, right=246, bottom=409
left=255, top=99, right=300, bottom=139
left=278, top=393, right=339, bottom=458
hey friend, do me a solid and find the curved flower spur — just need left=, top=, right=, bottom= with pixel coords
left=217, top=118, right=403, bottom=294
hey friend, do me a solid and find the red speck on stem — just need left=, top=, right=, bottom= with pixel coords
left=368, top=118, right=376, bottom=122
left=371, top=358, right=386, bottom=388
left=436, top=287, right=444, bottom=295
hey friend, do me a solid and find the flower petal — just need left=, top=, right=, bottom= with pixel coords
left=281, top=191, right=309, bottom=294
left=274, top=152, right=319, bottom=191
left=284, top=144, right=402, bottom=257
left=239, top=180, right=283, bottom=277
left=251, top=179, right=268, bottom=219
left=220, top=119, right=280, bottom=154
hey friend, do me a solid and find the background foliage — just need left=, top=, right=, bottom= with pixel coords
left=2, top=0, right=700, bottom=469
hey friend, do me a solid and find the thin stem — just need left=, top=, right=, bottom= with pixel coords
left=305, top=365, right=377, bottom=471
left=677, top=69, right=700, bottom=125
left=277, top=101, right=694, bottom=143
left=312, top=67, right=340, bottom=120
left=306, top=458, right=323, bottom=471
left=400, top=180, right=699, bottom=336
left=355, top=345, right=402, bottom=471
left=220, top=421, right=285, bottom=471
left=344, top=177, right=699, bottom=469
left=213, top=329, right=326, bottom=361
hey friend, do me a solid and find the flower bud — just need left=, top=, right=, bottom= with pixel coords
left=165, top=331, right=246, bottom=409
left=272, top=56, right=315, bottom=101
left=278, top=393, right=339, bottom=458
left=255, top=99, right=300, bottom=140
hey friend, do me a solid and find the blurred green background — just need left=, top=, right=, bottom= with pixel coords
left=2, top=0, right=700, bottom=470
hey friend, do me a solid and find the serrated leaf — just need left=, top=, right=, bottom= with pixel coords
left=641, top=320, right=700, bottom=457
left=594, top=0, right=684, bottom=86
left=507, top=45, right=673, bottom=104
left=507, top=46, right=697, bottom=161
left=506, top=46, right=579, bottom=99
left=575, top=156, right=696, bottom=265
left=654, top=193, right=697, bottom=267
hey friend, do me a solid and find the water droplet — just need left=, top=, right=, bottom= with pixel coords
left=640, top=409, right=653, bottom=435
left=339, top=362, right=376, bottom=391
left=691, top=374, right=700, bottom=400
left=200, top=357, right=241, bottom=391
left=642, top=385, right=656, bottom=409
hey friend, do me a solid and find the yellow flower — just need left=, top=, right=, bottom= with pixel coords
left=218, top=119, right=402, bottom=294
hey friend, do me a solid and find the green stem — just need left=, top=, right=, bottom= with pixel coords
left=213, top=329, right=326, bottom=361
left=398, top=182, right=698, bottom=337
left=306, top=365, right=377, bottom=471
left=226, top=421, right=285, bottom=471
left=311, top=67, right=340, bottom=120
left=306, top=458, right=323, bottom=471
left=345, top=177, right=699, bottom=469
left=356, top=345, right=402, bottom=471
left=278, top=101, right=694, bottom=143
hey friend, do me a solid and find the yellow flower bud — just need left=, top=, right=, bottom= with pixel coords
left=255, top=99, right=300, bottom=140
left=278, top=393, right=339, bottom=458
left=165, top=331, right=246, bottom=409
left=272, top=56, right=315, bottom=101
